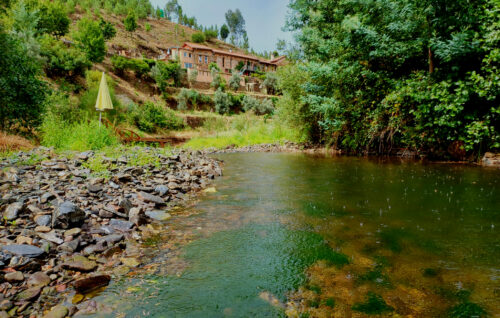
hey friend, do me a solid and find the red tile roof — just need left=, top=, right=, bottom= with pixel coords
left=182, top=42, right=278, bottom=65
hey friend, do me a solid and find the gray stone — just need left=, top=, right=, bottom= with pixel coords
left=0, top=300, right=12, bottom=311
left=27, top=271, right=51, bottom=287
left=87, top=184, right=103, bottom=193
left=138, top=191, right=165, bottom=205
left=154, top=185, right=169, bottom=196
left=118, top=198, right=133, bottom=215
left=4, top=271, right=24, bottom=282
left=145, top=210, right=172, bottom=221
left=73, top=275, right=111, bottom=293
left=43, top=304, right=68, bottom=318
left=52, top=201, right=85, bottom=229
left=1, top=244, right=44, bottom=258
left=58, top=239, right=80, bottom=253
left=34, top=215, right=52, bottom=227
left=109, top=219, right=134, bottom=231
left=38, top=231, right=63, bottom=245
left=40, top=193, right=55, bottom=204
left=3, top=202, right=23, bottom=221
left=16, top=286, right=41, bottom=300
left=128, top=208, right=146, bottom=226
left=62, top=255, right=97, bottom=272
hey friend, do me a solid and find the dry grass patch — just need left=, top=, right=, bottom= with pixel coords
left=0, top=132, right=34, bottom=152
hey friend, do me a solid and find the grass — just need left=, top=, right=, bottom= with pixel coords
left=0, top=132, right=34, bottom=153
left=183, top=113, right=302, bottom=149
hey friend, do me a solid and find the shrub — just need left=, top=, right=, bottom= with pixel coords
left=73, top=17, right=106, bottom=63
left=111, top=56, right=151, bottom=79
left=229, top=71, right=241, bottom=91
left=130, top=102, right=184, bottom=133
left=260, top=72, right=279, bottom=95
left=214, top=89, right=231, bottom=114
left=0, top=30, right=47, bottom=133
left=188, top=69, right=198, bottom=87
left=111, top=55, right=129, bottom=75
left=124, top=11, right=138, bottom=32
left=243, top=96, right=275, bottom=115
left=39, top=34, right=91, bottom=77
left=204, top=29, right=218, bottom=41
left=211, top=68, right=226, bottom=91
left=177, top=88, right=190, bottom=111
left=152, top=61, right=182, bottom=91
left=36, top=0, right=70, bottom=37
left=145, top=22, right=151, bottom=32
left=100, top=18, right=116, bottom=40
left=191, top=31, right=205, bottom=43
left=41, top=116, right=119, bottom=151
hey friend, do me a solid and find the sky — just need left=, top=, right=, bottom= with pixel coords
left=150, top=0, right=294, bottom=52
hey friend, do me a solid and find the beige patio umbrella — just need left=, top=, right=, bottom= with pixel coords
left=95, top=72, right=113, bottom=126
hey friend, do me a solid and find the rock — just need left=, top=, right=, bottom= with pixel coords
left=100, top=234, right=124, bottom=245
left=40, top=193, right=55, bottom=204
left=1, top=244, right=44, bottom=258
left=203, top=187, right=217, bottom=193
left=61, top=255, right=97, bottom=272
left=0, top=311, right=9, bottom=318
left=73, top=275, right=111, bottom=293
left=109, top=219, right=134, bottom=231
left=16, top=235, right=33, bottom=245
left=27, top=272, right=51, bottom=287
left=83, top=242, right=107, bottom=256
left=3, top=202, right=24, bottom=221
left=128, top=208, right=146, bottom=226
left=58, top=239, right=80, bottom=253
left=38, top=231, right=63, bottom=245
left=53, top=201, right=85, bottom=229
left=121, top=257, right=140, bottom=267
left=16, top=287, right=41, bottom=300
left=4, top=271, right=24, bottom=282
left=87, top=184, right=102, bottom=193
left=154, top=185, right=169, bottom=196
left=35, top=226, right=52, bottom=233
left=99, top=210, right=114, bottom=218
left=145, top=210, right=172, bottom=221
left=34, top=215, right=52, bottom=227
left=0, top=300, right=12, bottom=311
left=43, top=304, right=68, bottom=318
left=138, top=192, right=165, bottom=205
left=64, top=228, right=82, bottom=237
left=482, top=152, right=500, bottom=167
left=0, top=251, right=12, bottom=266
left=118, top=198, right=133, bottom=215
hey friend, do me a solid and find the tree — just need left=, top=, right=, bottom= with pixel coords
left=191, top=31, right=205, bottom=43
left=229, top=71, right=241, bottom=91
left=220, top=24, right=229, bottom=41
left=204, top=26, right=218, bottom=41
left=225, top=9, right=246, bottom=44
left=0, top=29, right=47, bottom=132
left=36, top=0, right=70, bottom=37
left=242, top=31, right=249, bottom=50
left=39, top=34, right=91, bottom=77
left=100, top=18, right=116, bottom=40
left=165, top=0, right=180, bottom=21
left=73, top=18, right=106, bottom=63
left=124, top=11, right=138, bottom=32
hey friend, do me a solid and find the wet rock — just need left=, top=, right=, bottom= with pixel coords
left=16, top=287, right=41, bottom=301
left=482, top=152, right=500, bottom=167
left=128, top=208, right=146, bottom=226
left=109, top=219, right=134, bottom=231
left=1, top=244, right=44, bottom=258
left=43, top=304, right=68, bottom=318
left=4, top=271, right=24, bottom=282
left=138, top=191, right=164, bottom=205
left=27, top=272, right=51, bottom=287
left=120, top=257, right=140, bottom=267
left=145, top=210, right=172, bottom=221
left=118, top=198, right=133, bottom=215
left=34, top=215, right=52, bottom=227
left=73, top=275, right=111, bottom=293
left=52, top=201, right=85, bottom=229
left=61, top=255, right=97, bottom=272
left=3, top=202, right=24, bottom=221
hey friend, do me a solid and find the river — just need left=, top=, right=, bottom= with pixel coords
left=83, top=153, right=500, bottom=317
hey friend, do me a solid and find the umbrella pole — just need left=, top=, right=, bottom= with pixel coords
left=99, top=111, right=102, bottom=127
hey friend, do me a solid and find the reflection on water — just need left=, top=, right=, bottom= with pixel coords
left=88, top=153, right=499, bottom=317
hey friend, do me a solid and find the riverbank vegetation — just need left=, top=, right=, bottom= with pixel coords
left=277, top=0, right=499, bottom=159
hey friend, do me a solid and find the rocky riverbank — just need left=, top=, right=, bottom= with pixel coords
left=0, top=147, right=222, bottom=317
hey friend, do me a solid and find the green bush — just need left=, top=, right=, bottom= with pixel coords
left=73, top=17, right=106, bottom=63
left=151, top=61, right=182, bottom=91
left=100, top=18, right=116, bottom=40
left=34, top=0, right=70, bottom=37
left=145, top=23, right=151, bottom=32
left=191, top=31, right=205, bottom=43
left=39, top=34, right=91, bottom=77
left=229, top=71, right=241, bottom=91
left=124, top=11, right=138, bottom=32
left=214, top=89, right=231, bottom=115
left=242, top=96, right=275, bottom=115
left=41, top=116, right=119, bottom=151
left=111, top=56, right=151, bottom=79
left=204, top=28, right=218, bottom=41
left=130, top=102, right=184, bottom=133
left=260, top=72, right=279, bottom=95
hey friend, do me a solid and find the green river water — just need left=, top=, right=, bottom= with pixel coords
left=84, top=153, right=499, bottom=317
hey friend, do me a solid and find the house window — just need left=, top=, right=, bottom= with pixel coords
left=184, top=52, right=187, bottom=57
left=184, top=63, right=193, bottom=69
left=199, top=56, right=202, bottom=63
left=189, top=53, right=192, bottom=58
left=205, top=56, right=208, bottom=63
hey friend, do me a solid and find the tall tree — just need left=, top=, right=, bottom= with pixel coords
left=225, top=9, right=246, bottom=45
left=220, top=24, right=229, bottom=41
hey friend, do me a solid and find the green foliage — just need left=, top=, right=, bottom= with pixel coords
left=144, top=22, right=151, bottom=32
left=260, top=72, right=279, bottom=95
left=35, top=0, right=70, bottom=37
left=124, top=11, right=138, bottom=32
left=39, top=34, right=91, bottom=77
left=0, top=30, right=47, bottom=132
left=203, top=26, right=218, bottom=41
left=220, top=24, right=229, bottom=41
left=73, top=17, right=106, bottom=63
left=449, top=302, right=487, bottom=318
left=191, top=31, right=205, bottom=43
left=214, top=89, right=231, bottom=115
left=100, top=18, right=116, bottom=40
left=229, top=71, right=241, bottom=91
left=283, top=0, right=499, bottom=157
left=235, top=61, right=245, bottom=71
left=242, top=96, right=274, bottom=115
left=151, top=60, right=182, bottom=91
left=176, top=88, right=207, bottom=111
left=211, top=67, right=226, bottom=91
left=41, top=117, right=119, bottom=151
left=130, top=102, right=184, bottom=133
left=111, top=56, right=150, bottom=78
left=352, top=292, right=394, bottom=315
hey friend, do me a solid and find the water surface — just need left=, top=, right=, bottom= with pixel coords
left=88, top=153, right=499, bottom=317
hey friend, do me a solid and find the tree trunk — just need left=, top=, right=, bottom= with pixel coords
left=428, top=47, right=435, bottom=74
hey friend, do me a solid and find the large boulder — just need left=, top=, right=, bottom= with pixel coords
left=52, top=201, right=85, bottom=229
